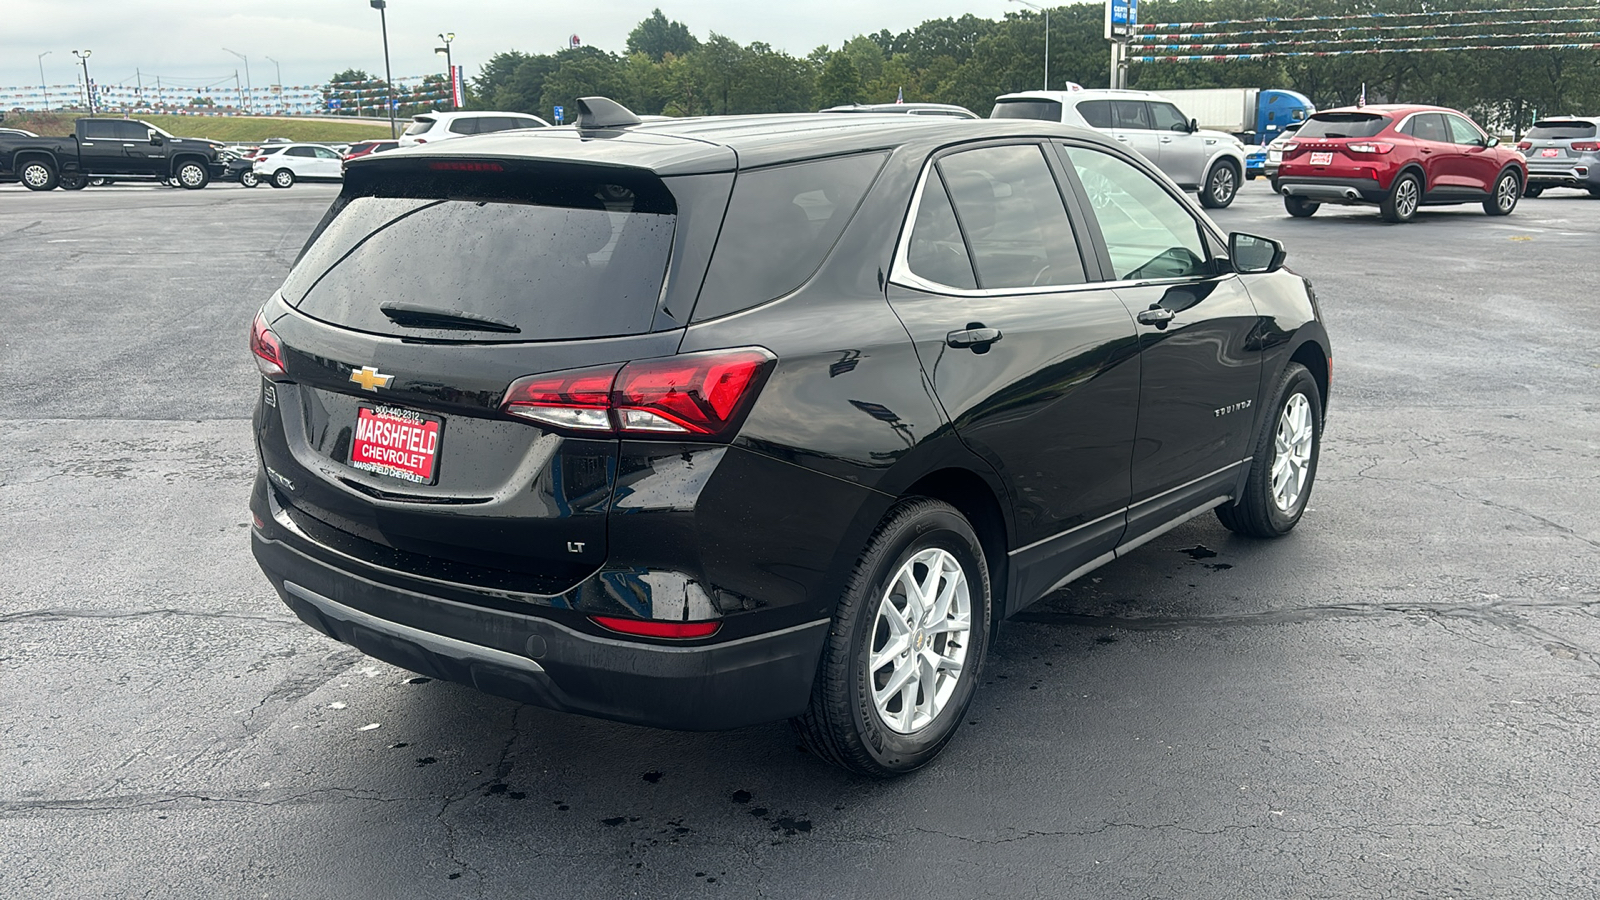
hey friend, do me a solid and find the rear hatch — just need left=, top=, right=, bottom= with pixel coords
left=254, top=154, right=732, bottom=595
left=1279, top=112, right=1394, bottom=177
left=1520, top=119, right=1598, bottom=169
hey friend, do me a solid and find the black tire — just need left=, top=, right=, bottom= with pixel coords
left=1284, top=195, right=1319, bottom=218
left=1216, top=362, right=1323, bottom=539
left=1199, top=160, right=1240, bottom=208
left=793, top=498, right=991, bottom=777
left=19, top=159, right=58, bottom=191
left=59, top=174, right=87, bottom=191
left=1483, top=170, right=1519, bottom=216
left=1380, top=172, right=1421, bottom=223
left=271, top=168, right=295, bottom=189
left=1589, top=187, right=1600, bottom=199
left=176, top=161, right=210, bottom=190
left=239, top=170, right=259, bottom=188
left=1523, top=186, right=1543, bottom=198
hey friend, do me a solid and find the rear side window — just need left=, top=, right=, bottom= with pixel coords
left=403, top=118, right=435, bottom=136
left=990, top=99, right=1064, bottom=122
left=1527, top=120, right=1597, bottom=140
left=80, top=120, right=117, bottom=139
left=1299, top=113, right=1390, bottom=139
left=448, top=118, right=481, bottom=135
left=1112, top=101, right=1151, bottom=130
left=287, top=147, right=315, bottom=157
left=1402, top=114, right=1448, bottom=143
left=692, top=153, right=886, bottom=322
left=514, top=118, right=546, bottom=130
left=906, top=173, right=978, bottom=290
left=1076, top=100, right=1113, bottom=129
left=283, top=168, right=679, bottom=342
left=938, top=144, right=1087, bottom=290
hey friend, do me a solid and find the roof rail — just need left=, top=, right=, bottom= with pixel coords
left=575, top=97, right=643, bottom=129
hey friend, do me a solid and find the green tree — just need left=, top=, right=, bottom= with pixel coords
left=814, top=51, right=863, bottom=107
left=628, top=9, right=699, bottom=62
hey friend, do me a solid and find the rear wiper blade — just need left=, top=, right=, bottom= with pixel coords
left=379, top=302, right=520, bottom=333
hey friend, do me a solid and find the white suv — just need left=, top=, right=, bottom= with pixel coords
left=991, top=88, right=1249, bottom=208
left=399, top=111, right=552, bottom=147
left=254, top=143, right=345, bottom=188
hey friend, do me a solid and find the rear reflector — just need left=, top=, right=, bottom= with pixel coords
left=250, top=311, right=285, bottom=378
left=501, top=348, right=775, bottom=439
left=428, top=160, right=503, bottom=172
left=591, top=616, right=721, bottom=639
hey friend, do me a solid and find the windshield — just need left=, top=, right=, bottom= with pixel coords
left=989, top=99, right=1063, bottom=122
left=1297, top=113, right=1390, bottom=139
left=1527, top=120, right=1597, bottom=140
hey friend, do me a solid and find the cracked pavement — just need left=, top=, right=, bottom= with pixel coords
left=2, top=180, right=1598, bottom=899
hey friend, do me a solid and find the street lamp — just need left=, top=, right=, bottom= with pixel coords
left=223, top=48, right=253, bottom=114
left=370, top=0, right=398, bottom=138
left=1009, top=0, right=1050, bottom=91
left=265, top=55, right=282, bottom=113
left=72, top=49, right=94, bottom=115
left=37, top=51, right=51, bottom=111
left=434, top=32, right=455, bottom=110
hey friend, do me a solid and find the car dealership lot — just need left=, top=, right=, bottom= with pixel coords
left=2, top=182, right=1598, bottom=897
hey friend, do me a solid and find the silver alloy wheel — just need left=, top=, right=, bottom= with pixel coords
left=1395, top=178, right=1419, bottom=218
left=274, top=169, right=293, bottom=188
left=1496, top=174, right=1518, bottom=211
left=240, top=171, right=258, bottom=188
left=22, top=163, right=50, bottom=188
left=869, top=547, right=972, bottom=734
left=1271, top=392, right=1315, bottom=512
left=179, top=163, right=205, bottom=187
left=1210, top=165, right=1237, bottom=203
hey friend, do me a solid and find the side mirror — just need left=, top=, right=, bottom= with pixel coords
left=1188, top=118, right=1200, bottom=133
left=149, top=131, right=163, bottom=145
left=1229, top=232, right=1287, bottom=274
left=1485, top=136, right=1500, bottom=148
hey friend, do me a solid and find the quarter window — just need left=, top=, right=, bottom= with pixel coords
left=1062, top=146, right=1210, bottom=281
left=906, top=172, right=977, bottom=290
left=1076, top=100, right=1113, bottom=129
left=937, top=144, right=1088, bottom=290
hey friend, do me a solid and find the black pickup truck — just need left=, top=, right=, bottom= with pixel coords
left=0, top=117, right=230, bottom=190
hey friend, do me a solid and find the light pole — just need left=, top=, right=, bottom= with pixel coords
left=72, top=49, right=94, bottom=114
left=371, top=0, right=398, bottom=138
left=223, top=48, right=253, bottom=114
left=1009, top=0, right=1050, bottom=91
left=435, top=32, right=455, bottom=110
left=265, top=55, right=282, bottom=113
left=37, top=51, right=51, bottom=111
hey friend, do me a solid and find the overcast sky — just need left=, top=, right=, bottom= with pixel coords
left=8, top=0, right=1049, bottom=91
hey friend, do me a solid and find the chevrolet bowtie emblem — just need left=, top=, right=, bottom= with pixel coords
left=349, top=366, right=394, bottom=391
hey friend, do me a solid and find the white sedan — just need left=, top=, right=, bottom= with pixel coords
left=254, top=144, right=345, bottom=188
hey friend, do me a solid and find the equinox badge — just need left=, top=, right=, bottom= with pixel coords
left=349, top=366, right=394, bottom=392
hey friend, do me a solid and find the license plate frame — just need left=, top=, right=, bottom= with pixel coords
left=1309, top=152, right=1334, bottom=166
left=348, top=404, right=444, bottom=485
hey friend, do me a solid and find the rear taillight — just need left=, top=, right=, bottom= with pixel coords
left=590, top=616, right=721, bottom=639
left=1516, top=141, right=1532, bottom=151
left=1572, top=141, right=1600, bottom=151
left=500, top=348, right=775, bottom=439
left=1346, top=142, right=1394, bottom=154
left=1282, top=142, right=1298, bottom=153
left=250, top=311, right=285, bottom=378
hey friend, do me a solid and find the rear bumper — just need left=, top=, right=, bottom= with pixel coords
left=1274, top=175, right=1385, bottom=203
left=1525, top=164, right=1597, bottom=188
left=253, top=528, right=830, bottom=731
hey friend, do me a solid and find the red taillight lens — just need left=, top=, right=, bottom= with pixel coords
left=1282, top=142, right=1298, bottom=153
left=1516, top=141, right=1532, bottom=151
left=499, top=348, right=774, bottom=439
left=613, top=349, right=773, bottom=436
left=501, top=363, right=621, bottom=431
left=590, top=616, right=721, bottom=639
left=1572, top=141, right=1600, bottom=151
left=250, top=311, right=285, bottom=378
left=1346, top=141, right=1394, bottom=154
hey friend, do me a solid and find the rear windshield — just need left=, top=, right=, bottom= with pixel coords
left=402, top=118, right=435, bottom=136
left=283, top=168, right=677, bottom=342
left=990, top=99, right=1064, bottom=122
left=1297, top=113, right=1390, bottom=139
left=1527, top=120, right=1597, bottom=140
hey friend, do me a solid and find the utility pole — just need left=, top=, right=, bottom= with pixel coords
left=1010, top=0, right=1050, bottom=91
left=223, top=48, right=253, bottom=114
left=265, top=56, right=282, bottom=114
left=233, top=70, right=244, bottom=112
left=371, top=0, right=398, bottom=138
left=37, top=51, right=51, bottom=111
left=72, top=49, right=94, bottom=115
left=435, top=32, right=455, bottom=110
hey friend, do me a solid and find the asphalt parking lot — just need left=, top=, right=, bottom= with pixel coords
left=2, top=178, right=1598, bottom=899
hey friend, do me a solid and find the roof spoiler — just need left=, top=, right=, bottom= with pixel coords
left=575, top=97, right=643, bottom=130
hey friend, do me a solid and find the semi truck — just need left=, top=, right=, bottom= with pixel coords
left=1148, top=88, right=1314, bottom=145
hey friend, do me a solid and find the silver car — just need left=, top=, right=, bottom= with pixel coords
left=1518, top=117, right=1600, bottom=197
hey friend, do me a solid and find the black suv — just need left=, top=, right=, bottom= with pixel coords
left=250, top=98, right=1331, bottom=776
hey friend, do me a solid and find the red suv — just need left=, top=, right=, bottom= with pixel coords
left=1273, top=105, right=1526, bottom=223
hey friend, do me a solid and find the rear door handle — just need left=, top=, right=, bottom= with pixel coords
left=1136, top=307, right=1175, bottom=326
left=947, top=325, right=1003, bottom=349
